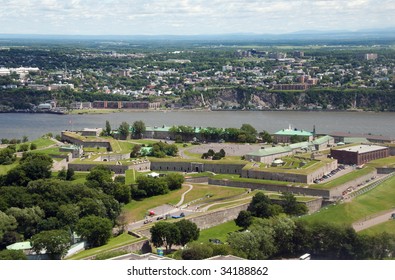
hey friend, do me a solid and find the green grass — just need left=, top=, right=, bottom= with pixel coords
left=359, top=220, right=395, bottom=235
left=197, top=220, right=242, bottom=244
left=212, top=174, right=307, bottom=187
left=30, top=137, right=56, bottom=149
left=66, top=233, right=142, bottom=260
left=0, top=161, right=18, bottom=175
left=367, top=156, right=395, bottom=168
left=125, top=169, right=137, bottom=185
left=128, top=139, right=160, bottom=146
left=83, top=147, right=108, bottom=153
left=30, top=147, right=67, bottom=156
left=122, top=186, right=189, bottom=222
left=302, top=175, right=395, bottom=226
left=182, top=184, right=248, bottom=206
left=311, top=166, right=376, bottom=190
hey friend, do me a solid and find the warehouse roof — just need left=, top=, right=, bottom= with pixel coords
left=274, top=128, right=313, bottom=137
left=337, top=144, right=388, bottom=154
left=247, top=146, right=292, bottom=157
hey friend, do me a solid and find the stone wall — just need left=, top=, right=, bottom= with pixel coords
left=68, top=161, right=150, bottom=174
left=97, top=153, right=130, bottom=162
left=61, top=131, right=112, bottom=151
left=241, top=159, right=338, bottom=184
left=209, top=178, right=330, bottom=198
left=377, top=167, right=395, bottom=174
left=84, top=239, right=151, bottom=260
left=327, top=169, right=378, bottom=198
left=151, top=161, right=245, bottom=174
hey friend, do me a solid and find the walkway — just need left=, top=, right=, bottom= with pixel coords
left=353, top=209, right=395, bottom=232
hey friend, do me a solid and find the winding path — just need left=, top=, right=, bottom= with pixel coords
left=176, top=184, right=194, bottom=207
left=352, top=209, right=395, bottom=232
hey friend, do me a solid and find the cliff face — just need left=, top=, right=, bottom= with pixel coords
left=189, top=88, right=395, bottom=111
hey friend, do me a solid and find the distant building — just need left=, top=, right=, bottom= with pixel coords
left=358, top=53, right=378, bottom=60
left=59, top=145, right=83, bottom=158
left=269, top=52, right=287, bottom=59
left=79, top=128, right=103, bottom=137
left=273, top=84, right=308, bottom=90
left=330, top=144, right=389, bottom=165
left=293, top=51, right=305, bottom=58
left=70, top=102, right=92, bottom=110
left=274, top=128, right=314, bottom=143
left=329, top=132, right=394, bottom=144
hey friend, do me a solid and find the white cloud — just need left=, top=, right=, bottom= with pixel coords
left=0, top=0, right=393, bottom=35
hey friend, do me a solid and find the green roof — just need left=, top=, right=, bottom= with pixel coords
left=289, top=141, right=310, bottom=149
left=312, top=135, right=334, bottom=145
left=247, top=146, right=292, bottom=157
left=274, top=129, right=313, bottom=137
left=6, top=241, right=32, bottom=250
left=344, top=137, right=370, bottom=144
left=144, top=126, right=172, bottom=132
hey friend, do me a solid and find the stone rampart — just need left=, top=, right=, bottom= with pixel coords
left=209, top=178, right=330, bottom=198
left=150, top=161, right=245, bottom=174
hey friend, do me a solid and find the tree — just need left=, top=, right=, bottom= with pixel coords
left=56, top=204, right=80, bottom=230
left=86, top=165, right=112, bottom=189
left=181, top=242, right=213, bottom=260
left=175, top=220, right=199, bottom=246
left=30, top=143, right=37, bottom=150
left=75, top=215, right=113, bottom=247
left=0, top=211, right=17, bottom=245
left=31, top=230, right=71, bottom=259
left=6, top=206, right=45, bottom=238
left=165, top=173, right=184, bottom=190
left=132, top=120, right=146, bottom=139
left=0, top=250, right=27, bottom=260
left=150, top=222, right=180, bottom=253
left=248, top=192, right=283, bottom=218
left=104, top=120, right=112, bottom=136
left=118, top=121, right=130, bottom=140
left=130, top=144, right=141, bottom=158
left=281, top=192, right=308, bottom=216
left=57, top=167, right=67, bottom=180
left=66, top=168, right=75, bottom=181
left=235, top=210, right=252, bottom=229
left=259, top=131, right=272, bottom=143
left=0, top=148, right=16, bottom=165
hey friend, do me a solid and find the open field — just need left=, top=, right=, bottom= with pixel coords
left=0, top=161, right=18, bottom=175
left=302, top=175, right=395, bottom=225
left=212, top=173, right=307, bottom=187
left=359, top=220, right=395, bottom=235
left=197, top=220, right=242, bottom=244
left=367, top=156, right=395, bottom=168
left=121, top=186, right=190, bottom=222
left=66, top=233, right=143, bottom=260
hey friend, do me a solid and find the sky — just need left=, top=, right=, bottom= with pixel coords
left=0, top=0, right=394, bottom=35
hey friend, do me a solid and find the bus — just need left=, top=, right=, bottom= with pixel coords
left=299, top=253, right=311, bottom=260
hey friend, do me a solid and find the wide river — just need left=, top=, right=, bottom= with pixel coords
left=0, top=110, right=394, bottom=140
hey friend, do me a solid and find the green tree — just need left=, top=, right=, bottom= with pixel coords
left=30, top=143, right=37, bottom=150
left=75, top=215, right=113, bottom=248
left=0, top=211, right=17, bottom=244
left=248, top=192, right=283, bottom=218
left=259, top=131, right=273, bottom=143
left=57, top=167, right=67, bottom=180
left=6, top=206, right=45, bottom=238
left=130, top=144, right=141, bottom=158
left=165, top=173, right=184, bottom=190
left=104, top=120, right=112, bottom=136
left=150, top=222, right=180, bottom=253
left=0, top=249, right=27, bottom=260
left=66, top=168, right=75, bottom=181
left=132, top=120, right=146, bottom=139
left=281, top=192, right=308, bottom=216
left=86, top=165, right=112, bottom=189
left=118, top=121, right=130, bottom=140
left=235, top=210, right=253, bottom=229
left=56, top=204, right=80, bottom=230
left=181, top=242, right=213, bottom=260
left=31, top=229, right=71, bottom=259
left=175, top=219, right=199, bottom=246
left=0, top=148, right=16, bottom=165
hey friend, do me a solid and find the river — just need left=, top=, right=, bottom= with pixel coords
left=0, top=110, right=394, bottom=140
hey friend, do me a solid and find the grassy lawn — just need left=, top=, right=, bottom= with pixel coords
left=367, top=156, right=395, bottom=168
left=0, top=161, right=18, bottom=175
left=197, top=220, right=242, bottom=244
left=121, top=186, right=189, bottom=222
left=30, top=147, right=67, bottom=156
left=359, top=220, right=395, bottom=235
left=128, top=139, right=161, bottom=146
left=311, top=166, right=376, bottom=190
left=184, top=171, right=215, bottom=178
left=125, top=169, right=137, bottom=185
left=302, top=175, right=395, bottom=226
left=212, top=174, right=307, bottom=187
left=182, top=184, right=248, bottom=205
left=30, top=137, right=56, bottom=149
left=66, top=233, right=142, bottom=260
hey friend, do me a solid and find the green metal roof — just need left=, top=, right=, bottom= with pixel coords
left=344, top=137, right=369, bottom=144
left=289, top=141, right=310, bottom=149
left=247, top=146, right=292, bottom=157
left=274, top=129, right=313, bottom=137
left=312, top=135, right=334, bottom=145
left=6, top=241, right=32, bottom=250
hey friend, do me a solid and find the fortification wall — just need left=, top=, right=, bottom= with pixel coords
left=150, top=161, right=245, bottom=174
left=209, top=178, right=330, bottom=198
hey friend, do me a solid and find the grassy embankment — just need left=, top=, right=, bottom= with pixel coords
left=66, top=232, right=143, bottom=260
left=302, top=175, right=395, bottom=226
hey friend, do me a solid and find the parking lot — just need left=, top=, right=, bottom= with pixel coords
left=313, top=164, right=353, bottom=184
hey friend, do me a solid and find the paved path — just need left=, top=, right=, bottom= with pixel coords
left=352, top=209, right=395, bottom=232
left=176, top=184, right=194, bottom=207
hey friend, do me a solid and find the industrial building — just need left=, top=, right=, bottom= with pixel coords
left=330, top=144, right=389, bottom=165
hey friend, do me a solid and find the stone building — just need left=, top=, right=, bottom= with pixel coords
left=330, top=144, right=389, bottom=165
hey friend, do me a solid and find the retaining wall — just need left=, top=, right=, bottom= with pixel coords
left=150, top=161, right=245, bottom=174
left=209, top=178, right=330, bottom=198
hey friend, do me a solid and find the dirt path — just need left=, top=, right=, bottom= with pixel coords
left=176, top=184, right=194, bottom=207
left=352, top=209, right=395, bottom=232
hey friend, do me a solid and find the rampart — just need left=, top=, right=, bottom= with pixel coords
left=209, top=178, right=330, bottom=198
left=150, top=160, right=245, bottom=174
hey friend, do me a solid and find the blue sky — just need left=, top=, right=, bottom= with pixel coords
left=0, top=0, right=394, bottom=35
